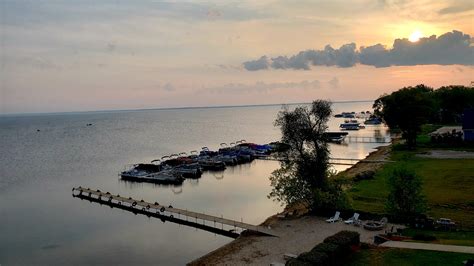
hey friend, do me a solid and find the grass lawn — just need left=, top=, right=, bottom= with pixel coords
left=348, top=150, right=474, bottom=229
left=348, top=248, right=473, bottom=266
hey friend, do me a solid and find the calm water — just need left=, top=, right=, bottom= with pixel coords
left=0, top=102, right=389, bottom=265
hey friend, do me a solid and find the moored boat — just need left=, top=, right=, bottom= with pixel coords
left=120, top=165, right=184, bottom=184
left=364, top=116, right=382, bottom=125
left=324, top=132, right=349, bottom=143
left=340, top=122, right=361, bottom=130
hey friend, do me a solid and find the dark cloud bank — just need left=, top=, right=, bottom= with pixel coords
left=243, top=30, right=474, bottom=70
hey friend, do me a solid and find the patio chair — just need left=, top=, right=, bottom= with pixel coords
left=326, top=211, right=341, bottom=223
left=344, top=213, right=360, bottom=224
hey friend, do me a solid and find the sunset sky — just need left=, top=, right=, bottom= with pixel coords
left=1, top=0, right=473, bottom=113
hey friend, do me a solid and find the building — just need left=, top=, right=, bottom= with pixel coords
left=462, top=108, right=474, bottom=141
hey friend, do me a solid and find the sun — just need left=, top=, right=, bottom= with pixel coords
left=409, top=30, right=423, bottom=42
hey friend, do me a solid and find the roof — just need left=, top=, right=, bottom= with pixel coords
left=429, top=126, right=462, bottom=136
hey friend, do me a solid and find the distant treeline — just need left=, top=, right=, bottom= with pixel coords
left=373, top=84, right=474, bottom=147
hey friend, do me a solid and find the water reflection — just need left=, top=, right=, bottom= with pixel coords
left=213, top=172, right=225, bottom=180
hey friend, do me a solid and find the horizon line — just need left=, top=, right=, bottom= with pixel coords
left=0, top=99, right=373, bottom=117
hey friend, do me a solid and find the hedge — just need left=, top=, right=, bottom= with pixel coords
left=323, top=230, right=360, bottom=246
left=285, top=231, right=360, bottom=266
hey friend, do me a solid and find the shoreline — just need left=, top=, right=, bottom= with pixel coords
left=188, top=142, right=394, bottom=265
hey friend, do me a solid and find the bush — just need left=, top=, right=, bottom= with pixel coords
left=285, top=258, right=314, bottom=266
left=323, top=230, right=360, bottom=247
left=311, top=242, right=340, bottom=255
left=311, top=243, right=342, bottom=265
left=289, top=231, right=360, bottom=266
left=354, top=170, right=375, bottom=181
left=297, top=251, right=329, bottom=265
left=385, top=167, right=427, bottom=221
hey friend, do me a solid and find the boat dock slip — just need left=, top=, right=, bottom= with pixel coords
left=72, top=187, right=279, bottom=237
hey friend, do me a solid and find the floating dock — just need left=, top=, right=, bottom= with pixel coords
left=257, top=156, right=393, bottom=166
left=345, top=136, right=391, bottom=143
left=72, top=187, right=279, bottom=237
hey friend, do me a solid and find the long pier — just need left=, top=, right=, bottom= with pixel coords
left=72, top=187, right=279, bottom=237
left=345, top=136, right=391, bottom=143
left=257, top=156, right=393, bottom=166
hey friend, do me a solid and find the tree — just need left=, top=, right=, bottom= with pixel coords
left=385, top=167, right=426, bottom=220
left=373, top=84, right=436, bottom=148
left=433, top=85, right=474, bottom=124
left=268, top=100, right=349, bottom=210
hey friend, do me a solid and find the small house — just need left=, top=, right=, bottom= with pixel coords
left=462, top=108, right=474, bottom=141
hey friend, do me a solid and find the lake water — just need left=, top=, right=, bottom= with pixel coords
left=0, top=102, right=389, bottom=265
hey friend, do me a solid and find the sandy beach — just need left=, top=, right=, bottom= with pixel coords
left=189, top=144, right=393, bottom=265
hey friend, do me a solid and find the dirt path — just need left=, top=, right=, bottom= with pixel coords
left=416, top=150, right=474, bottom=159
left=380, top=241, right=474, bottom=254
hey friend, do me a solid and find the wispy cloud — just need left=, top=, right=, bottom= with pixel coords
left=201, top=80, right=321, bottom=94
left=439, top=0, right=474, bottom=14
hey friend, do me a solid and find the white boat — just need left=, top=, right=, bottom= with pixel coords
left=364, top=117, right=382, bottom=125
left=340, top=122, right=361, bottom=130
left=120, top=164, right=184, bottom=184
left=324, top=132, right=349, bottom=143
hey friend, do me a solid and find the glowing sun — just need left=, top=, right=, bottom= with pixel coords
left=409, top=30, right=423, bottom=42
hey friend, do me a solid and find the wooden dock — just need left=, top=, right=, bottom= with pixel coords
left=257, top=156, right=393, bottom=166
left=345, top=136, right=391, bottom=143
left=72, top=187, right=279, bottom=237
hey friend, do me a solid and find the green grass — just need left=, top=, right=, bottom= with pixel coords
left=349, top=151, right=474, bottom=228
left=348, top=248, right=473, bottom=266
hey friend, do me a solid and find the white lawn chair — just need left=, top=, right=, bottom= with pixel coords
left=344, top=213, right=360, bottom=224
left=326, top=211, right=341, bottom=223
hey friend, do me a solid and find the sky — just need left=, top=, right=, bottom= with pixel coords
left=1, top=0, right=473, bottom=114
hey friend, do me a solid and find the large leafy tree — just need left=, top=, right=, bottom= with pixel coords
left=374, top=84, right=436, bottom=148
left=269, top=100, right=349, bottom=210
left=386, top=167, right=426, bottom=220
left=434, top=85, right=474, bottom=124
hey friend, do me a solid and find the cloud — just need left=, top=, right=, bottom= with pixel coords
left=243, top=56, right=270, bottom=71
left=106, top=43, right=116, bottom=52
left=328, top=77, right=340, bottom=89
left=439, top=1, right=474, bottom=15
left=162, top=83, right=175, bottom=92
left=2, top=1, right=268, bottom=28
left=362, top=30, right=474, bottom=67
left=243, top=30, right=474, bottom=70
left=4, top=55, right=62, bottom=70
left=202, top=80, right=321, bottom=94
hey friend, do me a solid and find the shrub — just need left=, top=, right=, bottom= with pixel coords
left=285, top=258, right=314, bottom=266
left=297, top=251, right=329, bottom=265
left=385, top=167, right=426, bottom=221
left=311, top=243, right=342, bottom=265
left=289, top=231, right=360, bottom=266
left=354, top=171, right=375, bottom=181
left=323, top=230, right=360, bottom=247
